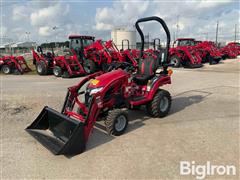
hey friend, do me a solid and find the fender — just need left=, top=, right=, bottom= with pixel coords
left=149, top=75, right=171, bottom=100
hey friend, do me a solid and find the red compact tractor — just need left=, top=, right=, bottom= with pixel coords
left=83, top=39, right=139, bottom=72
left=52, top=51, right=85, bottom=78
left=169, top=38, right=202, bottom=68
left=32, top=46, right=85, bottom=78
left=0, top=55, right=31, bottom=74
left=195, top=41, right=222, bottom=64
left=32, top=46, right=55, bottom=75
left=119, top=39, right=140, bottom=67
left=26, top=16, right=173, bottom=155
left=220, top=42, right=240, bottom=59
left=228, top=42, right=240, bottom=55
left=83, top=39, right=119, bottom=73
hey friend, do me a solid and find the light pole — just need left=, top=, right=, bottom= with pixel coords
left=52, top=26, right=58, bottom=48
left=176, top=15, right=180, bottom=40
left=25, top=32, right=30, bottom=42
left=25, top=32, right=31, bottom=53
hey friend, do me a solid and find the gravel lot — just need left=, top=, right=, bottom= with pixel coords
left=0, top=59, right=239, bottom=179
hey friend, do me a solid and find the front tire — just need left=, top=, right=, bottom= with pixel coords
left=170, top=55, right=181, bottom=67
left=36, top=61, right=48, bottom=75
left=1, top=65, right=12, bottom=74
left=105, top=109, right=128, bottom=136
left=83, top=59, right=96, bottom=74
left=146, top=90, right=171, bottom=118
left=53, top=66, right=62, bottom=77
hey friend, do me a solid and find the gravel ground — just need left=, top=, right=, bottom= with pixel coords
left=0, top=59, right=239, bottom=179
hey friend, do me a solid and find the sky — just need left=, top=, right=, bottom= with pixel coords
left=0, top=0, right=239, bottom=45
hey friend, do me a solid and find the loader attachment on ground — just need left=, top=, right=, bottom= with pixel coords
left=25, top=106, right=86, bottom=155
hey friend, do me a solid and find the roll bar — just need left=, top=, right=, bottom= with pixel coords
left=135, top=16, right=171, bottom=63
left=122, top=39, right=130, bottom=50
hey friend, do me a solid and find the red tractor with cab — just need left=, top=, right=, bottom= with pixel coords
left=169, top=38, right=202, bottom=68
left=69, top=35, right=95, bottom=62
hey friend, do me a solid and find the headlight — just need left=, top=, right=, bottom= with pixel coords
left=89, top=87, right=103, bottom=95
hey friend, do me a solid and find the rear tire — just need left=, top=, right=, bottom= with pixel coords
left=170, top=55, right=181, bottom=67
left=105, top=109, right=128, bottom=136
left=36, top=61, right=48, bottom=75
left=146, top=90, right=171, bottom=118
left=83, top=59, right=96, bottom=74
left=1, top=65, right=12, bottom=74
left=53, top=66, right=62, bottom=77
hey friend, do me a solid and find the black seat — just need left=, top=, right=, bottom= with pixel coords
left=133, top=57, right=157, bottom=85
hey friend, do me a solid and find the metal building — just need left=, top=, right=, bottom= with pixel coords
left=111, top=28, right=136, bottom=50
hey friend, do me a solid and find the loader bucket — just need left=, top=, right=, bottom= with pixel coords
left=25, top=106, right=86, bottom=155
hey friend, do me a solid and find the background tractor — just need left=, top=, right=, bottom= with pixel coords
left=169, top=38, right=202, bottom=68
left=32, top=46, right=85, bottom=78
left=0, top=55, right=31, bottom=74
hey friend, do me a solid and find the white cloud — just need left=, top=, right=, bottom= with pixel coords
left=94, top=0, right=149, bottom=30
left=12, top=6, right=29, bottom=20
left=3, top=0, right=238, bottom=43
left=38, top=26, right=52, bottom=36
left=94, top=0, right=237, bottom=42
left=196, top=0, right=233, bottom=8
left=95, top=22, right=113, bottom=31
left=30, top=3, right=69, bottom=27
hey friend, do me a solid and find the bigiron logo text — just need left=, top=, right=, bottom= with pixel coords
left=180, top=161, right=236, bottom=179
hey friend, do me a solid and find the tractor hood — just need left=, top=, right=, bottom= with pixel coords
left=88, top=69, right=128, bottom=88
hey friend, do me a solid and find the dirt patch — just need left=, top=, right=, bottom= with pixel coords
left=11, top=106, right=31, bottom=115
left=2, top=105, right=32, bottom=115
